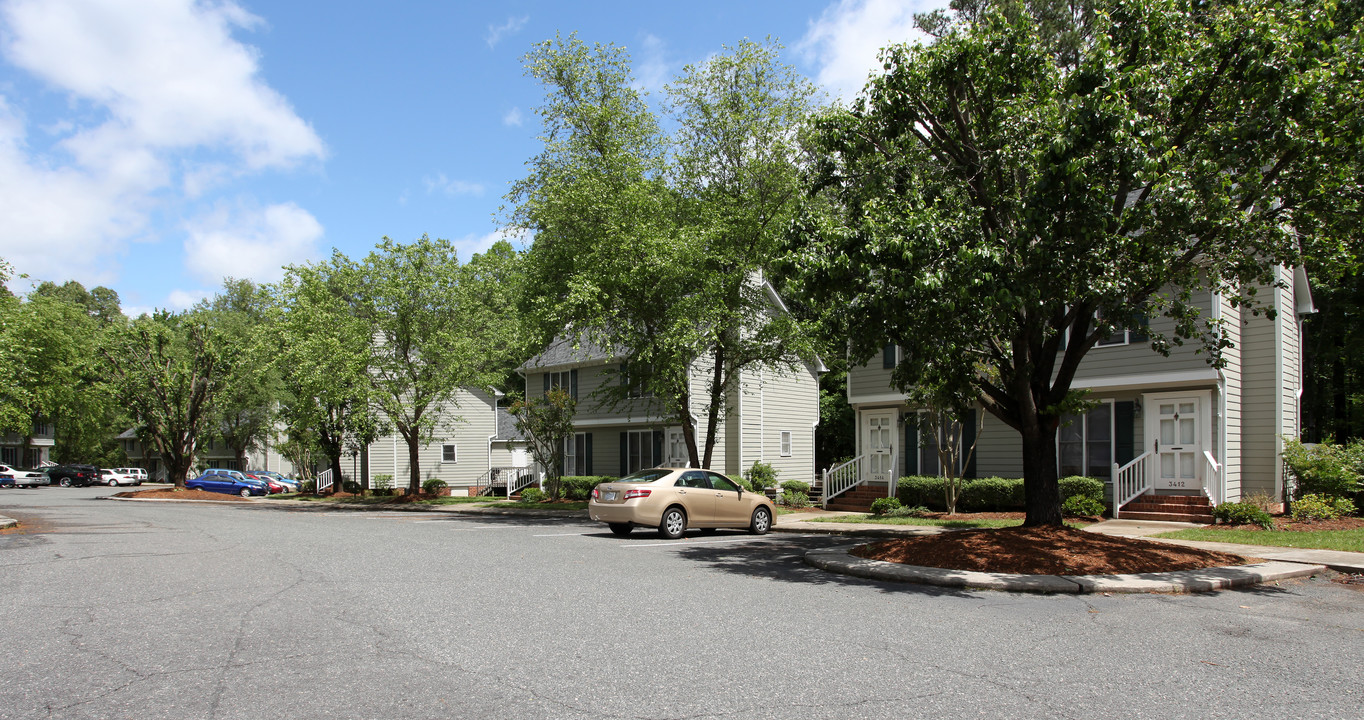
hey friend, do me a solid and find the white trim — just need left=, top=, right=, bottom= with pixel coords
left=1143, top=390, right=1214, bottom=492
left=441, top=443, right=458, bottom=463
left=570, top=416, right=672, bottom=428
left=1071, top=368, right=1219, bottom=391
left=780, top=430, right=792, bottom=457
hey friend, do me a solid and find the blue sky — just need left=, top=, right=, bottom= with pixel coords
left=0, top=0, right=943, bottom=316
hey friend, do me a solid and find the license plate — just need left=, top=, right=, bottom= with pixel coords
left=602, top=491, right=617, bottom=501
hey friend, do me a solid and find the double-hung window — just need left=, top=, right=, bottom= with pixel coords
left=442, top=444, right=458, bottom=463
left=562, top=433, right=588, bottom=476
left=1058, top=402, right=1114, bottom=478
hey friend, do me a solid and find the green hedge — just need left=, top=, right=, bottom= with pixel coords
left=560, top=475, right=617, bottom=500
left=897, top=474, right=1108, bottom=511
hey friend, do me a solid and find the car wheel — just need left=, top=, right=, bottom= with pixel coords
left=59, top=478, right=71, bottom=488
left=657, top=507, right=686, bottom=540
left=608, top=523, right=633, bottom=537
left=109, top=478, right=119, bottom=486
left=239, top=487, right=251, bottom=498
left=749, top=506, right=772, bottom=535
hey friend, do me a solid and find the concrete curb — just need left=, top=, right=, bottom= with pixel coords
left=805, top=544, right=1325, bottom=594
left=0, top=515, right=16, bottom=530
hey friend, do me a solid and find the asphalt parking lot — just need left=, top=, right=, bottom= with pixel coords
left=2, top=487, right=1362, bottom=720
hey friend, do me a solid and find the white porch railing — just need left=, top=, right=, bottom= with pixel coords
left=820, top=452, right=897, bottom=508
left=316, top=468, right=334, bottom=494
left=1111, top=451, right=1153, bottom=519
left=822, top=455, right=863, bottom=507
left=1202, top=450, right=1223, bottom=508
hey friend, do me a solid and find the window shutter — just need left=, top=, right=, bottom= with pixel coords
left=620, top=363, right=628, bottom=389
left=570, top=369, right=579, bottom=401
left=905, top=421, right=918, bottom=475
left=543, top=373, right=550, bottom=396
left=1115, top=401, right=1135, bottom=465
left=882, top=344, right=896, bottom=369
left=585, top=433, right=593, bottom=476
left=962, top=410, right=977, bottom=479
left=653, top=430, right=663, bottom=468
left=619, top=432, right=628, bottom=476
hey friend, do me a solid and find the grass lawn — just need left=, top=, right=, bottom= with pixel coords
left=277, top=494, right=500, bottom=506
left=1153, top=527, right=1364, bottom=553
left=806, top=514, right=1026, bottom=529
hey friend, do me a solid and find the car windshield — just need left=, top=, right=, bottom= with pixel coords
left=614, top=469, right=671, bottom=484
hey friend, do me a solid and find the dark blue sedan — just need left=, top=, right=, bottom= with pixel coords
left=186, top=469, right=268, bottom=497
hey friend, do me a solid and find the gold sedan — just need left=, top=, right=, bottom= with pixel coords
left=589, top=467, right=776, bottom=539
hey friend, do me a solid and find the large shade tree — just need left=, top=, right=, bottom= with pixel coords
left=508, top=35, right=819, bottom=468
left=784, top=0, right=1363, bottom=525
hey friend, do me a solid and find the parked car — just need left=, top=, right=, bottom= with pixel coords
left=185, top=469, right=268, bottom=497
left=114, top=467, right=148, bottom=484
left=588, top=467, right=775, bottom=539
left=0, top=464, right=49, bottom=488
left=45, top=464, right=101, bottom=488
left=251, top=470, right=298, bottom=493
left=99, top=468, right=136, bottom=486
left=245, top=473, right=284, bottom=494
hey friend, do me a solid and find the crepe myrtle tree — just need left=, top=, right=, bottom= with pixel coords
left=783, top=0, right=1363, bottom=525
left=508, top=387, right=577, bottom=500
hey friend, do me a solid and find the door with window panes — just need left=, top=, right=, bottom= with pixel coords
left=863, top=411, right=896, bottom=483
left=1151, top=397, right=1202, bottom=491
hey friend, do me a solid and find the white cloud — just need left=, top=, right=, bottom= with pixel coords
left=633, top=33, right=670, bottom=92
left=424, top=172, right=484, bottom=197
left=0, top=0, right=324, bottom=283
left=183, top=201, right=323, bottom=285
left=454, top=228, right=526, bottom=260
left=798, top=0, right=942, bottom=102
left=502, top=106, right=523, bottom=127
left=165, top=288, right=211, bottom=311
left=486, top=14, right=529, bottom=49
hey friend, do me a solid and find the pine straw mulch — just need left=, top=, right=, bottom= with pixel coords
left=853, top=525, right=1254, bottom=576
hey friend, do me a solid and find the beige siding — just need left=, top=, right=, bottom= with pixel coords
left=528, top=364, right=667, bottom=423
left=1218, top=294, right=1243, bottom=502
left=1240, top=272, right=1288, bottom=498
left=366, top=388, right=497, bottom=488
left=848, top=359, right=900, bottom=403
left=757, top=363, right=820, bottom=486
left=1070, top=293, right=1216, bottom=383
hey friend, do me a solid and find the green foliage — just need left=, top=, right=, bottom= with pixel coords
left=371, top=474, right=393, bottom=491
left=422, top=478, right=448, bottom=495
left=342, top=480, right=362, bottom=494
left=1061, top=495, right=1106, bottom=518
left=898, top=476, right=946, bottom=508
left=1290, top=494, right=1356, bottom=522
left=959, top=477, right=1021, bottom=512
left=785, top=0, right=1364, bottom=526
left=780, top=480, right=810, bottom=495
left=561, top=476, right=614, bottom=501
left=519, top=487, right=547, bottom=504
left=203, top=279, right=279, bottom=469
left=1212, top=502, right=1275, bottom=530
left=742, top=461, right=780, bottom=492
left=781, top=490, right=811, bottom=508
left=1282, top=439, right=1362, bottom=500
left=509, top=388, right=577, bottom=500
left=883, top=504, right=935, bottom=518
left=870, top=497, right=903, bottom=516
left=1058, top=476, right=1105, bottom=503
left=508, top=35, right=819, bottom=470
left=300, top=480, right=316, bottom=494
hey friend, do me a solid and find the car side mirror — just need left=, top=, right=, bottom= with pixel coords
left=737, top=487, right=743, bottom=499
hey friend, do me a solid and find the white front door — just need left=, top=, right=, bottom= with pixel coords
left=1149, top=395, right=1204, bottom=491
left=863, top=411, right=896, bottom=484
left=666, top=428, right=690, bottom=467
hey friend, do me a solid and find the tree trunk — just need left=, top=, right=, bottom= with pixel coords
left=676, top=392, right=702, bottom=468
left=406, top=434, right=421, bottom=494
left=1019, top=418, right=1063, bottom=526
left=701, top=344, right=726, bottom=468
left=329, top=455, right=345, bottom=494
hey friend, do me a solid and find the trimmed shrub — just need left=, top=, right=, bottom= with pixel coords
left=898, top=476, right=946, bottom=509
left=1062, top=495, right=1106, bottom=518
left=560, top=476, right=611, bottom=501
left=781, top=480, right=810, bottom=495
left=743, top=461, right=780, bottom=493
left=781, top=490, right=811, bottom=508
left=1059, top=476, right=1105, bottom=502
left=519, top=487, right=547, bottom=504
left=300, top=480, right=316, bottom=494
left=959, top=477, right=1021, bottom=511
left=422, top=478, right=448, bottom=495
left=870, top=497, right=903, bottom=516
left=1212, top=502, right=1274, bottom=530
left=371, top=474, right=393, bottom=492
left=1290, top=493, right=1356, bottom=521
left=1282, top=438, right=1362, bottom=500
left=884, top=504, right=934, bottom=518
left=342, top=480, right=362, bottom=494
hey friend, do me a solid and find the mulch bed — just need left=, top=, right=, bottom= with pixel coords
left=1225, top=516, right=1364, bottom=532
left=115, top=488, right=254, bottom=501
left=853, top=525, right=1252, bottom=576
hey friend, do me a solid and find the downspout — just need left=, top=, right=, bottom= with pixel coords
left=1213, top=288, right=1227, bottom=506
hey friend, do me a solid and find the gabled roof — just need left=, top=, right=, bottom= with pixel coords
left=517, top=334, right=622, bottom=371
left=495, top=407, right=527, bottom=442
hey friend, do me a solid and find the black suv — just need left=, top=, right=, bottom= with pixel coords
left=46, top=464, right=101, bottom=488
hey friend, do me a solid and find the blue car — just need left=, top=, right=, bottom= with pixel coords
left=186, top=469, right=268, bottom=497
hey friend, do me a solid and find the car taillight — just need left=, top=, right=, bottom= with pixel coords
left=624, top=488, right=651, bottom=500
left=591, top=488, right=599, bottom=499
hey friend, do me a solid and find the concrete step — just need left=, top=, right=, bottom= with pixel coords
left=1119, top=510, right=1214, bottom=523
left=1125, top=502, right=1214, bottom=514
